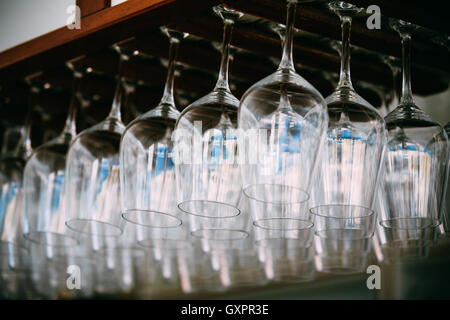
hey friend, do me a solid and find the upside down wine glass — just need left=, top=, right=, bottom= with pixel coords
left=312, top=1, right=386, bottom=210
left=0, top=87, right=34, bottom=269
left=1, top=125, right=24, bottom=157
left=65, top=47, right=129, bottom=236
left=310, top=1, right=386, bottom=273
left=381, top=55, right=401, bottom=112
left=379, top=20, right=448, bottom=234
left=23, top=61, right=85, bottom=248
left=175, top=6, right=249, bottom=241
left=239, top=0, right=328, bottom=227
left=120, top=28, right=188, bottom=243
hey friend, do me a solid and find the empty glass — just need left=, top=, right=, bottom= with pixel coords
left=308, top=2, right=386, bottom=273
left=0, top=94, right=34, bottom=271
left=120, top=29, right=186, bottom=230
left=23, top=62, right=84, bottom=248
left=312, top=1, right=386, bottom=210
left=254, top=218, right=315, bottom=283
left=174, top=6, right=246, bottom=240
left=238, top=0, right=328, bottom=225
left=177, top=244, right=223, bottom=294
left=1, top=125, right=24, bottom=157
left=212, top=247, right=267, bottom=288
left=312, top=205, right=375, bottom=274
left=380, top=20, right=449, bottom=231
left=381, top=55, right=401, bottom=112
left=65, top=47, right=129, bottom=236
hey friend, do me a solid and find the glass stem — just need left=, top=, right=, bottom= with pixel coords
left=278, top=0, right=297, bottom=71
left=160, top=37, right=180, bottom=106
left=337, top=16, right=353, bottom=88
left=14, top=88, right=35, bottom=158
left=214, top=18, right=234, bottom=91
left=390, top=65, right=400, bottom=106
left=399, top=33, right=414, bottom=105
left=62, top=71, right=82, bottom=136
left=21, top=113, right=33, bottom=157
left=107, top=54, right=128, bottom=121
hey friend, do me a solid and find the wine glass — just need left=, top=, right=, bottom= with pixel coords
left=379, top=20, right=449, bottom=235
left=310, top=1, right=386, bottom=273
left=174, top=6, right=249, bottom=241
left=64, top=46, right=129, bottom=236
left=355, top=81, right=390, bottom=117
left=120, top=29, right=186, bottom=231
left=381, top=55, right=401, bottom=112
left=0, top=96, right=34, bottom=253
left=1, top=125, right=24, bottom=157
left=0, top=86, right=35, bottom=298
left=120, top=30, right=191, bottom=285
left=23, top=60, right=85, bottom=248
left=312, top=1, right=386, bottom=210
left=238, top=0, right=328, bottom=226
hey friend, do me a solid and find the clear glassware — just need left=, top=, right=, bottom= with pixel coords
left=312, top=205, right=375, bottom=274
left=379, top=20, right=449, bottom=231
left=174, top=6, right=247, bottom=239
left=96, top=244, right=148, bottom=294
left=23, top=62, right=84, bottom=248
left=0, top=90, right=34, bottom=270
left=238, top=0, right=328, bottom=225
left=381, top=55, right=401, bottom=112
left=356, top=81, right=391, bottom=117
left=65, top=47, right=129, bottom=236
left=253, top=218, right=315, bottom=283
left=177, top=244, right=223, bottom=294
left=120, top=29, right=186, bottom=230
left=212, top=244, right=267, bottom=288
left=1, top=125, right=24, bottom=157
left=308, top=2, right=386, bottom=274
left=311, top=1, right=386, bottom=211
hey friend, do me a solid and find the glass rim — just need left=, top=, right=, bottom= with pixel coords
left=122, top=209, right=182, bottom=229
left=253, top=218, right=314, bottom=231
left=379, top=217, right=437, bottom=230
left=178, top=200, right=241, bottom=219
left=23, top=230, right=79, bottom=248
left=65, top=218, right=123, bottom=237
left=310, top=204, right=375, bottom=219
left=243, top=183, right=310, bottom=205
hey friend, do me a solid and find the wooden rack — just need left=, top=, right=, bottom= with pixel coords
left=0, top=0, right=448, bottom=147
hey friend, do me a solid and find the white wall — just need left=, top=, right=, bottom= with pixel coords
left=0, top=0, right=75, bottom=52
